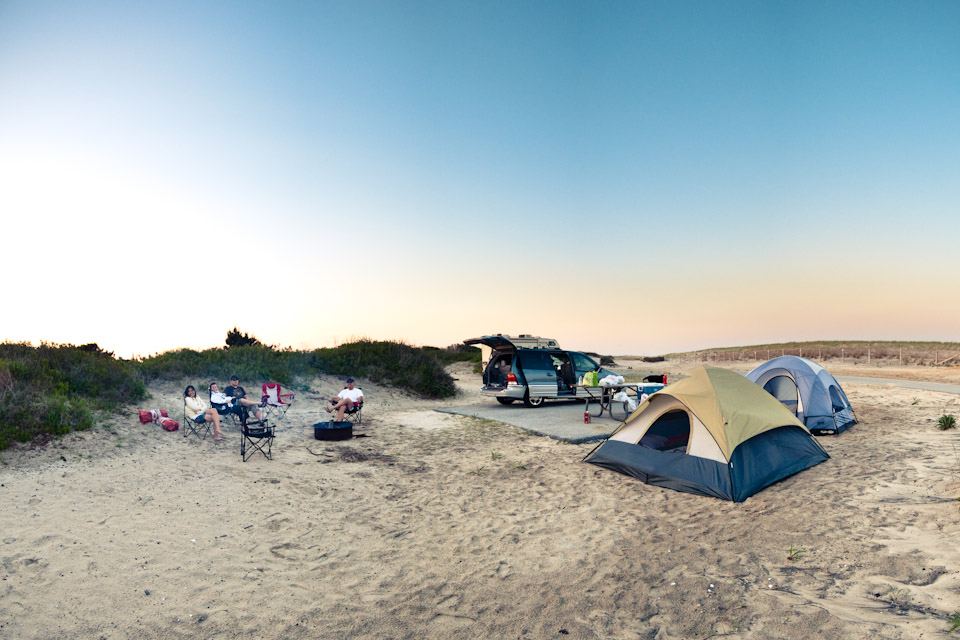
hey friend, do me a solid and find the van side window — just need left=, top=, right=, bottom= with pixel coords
left=517, top=351, right=553, bottom=370
left=571, top=353, right=598, bottom=372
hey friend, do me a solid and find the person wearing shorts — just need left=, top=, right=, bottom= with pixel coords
left=224, top=375, right=263, bottom=421
left=184, top=385, right=223, bottom=441
left=325, top=377, right=363, bottom=422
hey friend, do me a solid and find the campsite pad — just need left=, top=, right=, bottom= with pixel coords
left=437, top=400, right=620, bottom=444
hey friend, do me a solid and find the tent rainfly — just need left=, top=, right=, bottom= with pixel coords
left=584, top=367, right=829, bottom=502
left=745, top=356, right=856, bottom=434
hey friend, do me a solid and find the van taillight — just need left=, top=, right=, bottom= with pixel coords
left=507, top=374, right=518, bottom=386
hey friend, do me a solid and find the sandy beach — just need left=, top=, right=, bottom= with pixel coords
left=2, top=358, right=959, bottom=639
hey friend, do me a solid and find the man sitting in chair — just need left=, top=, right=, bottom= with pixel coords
left=225, top=375, right=264, bottom=422
left=326, top=377, right=363, bottom=421
left=209, top=382, right=243, bottom=417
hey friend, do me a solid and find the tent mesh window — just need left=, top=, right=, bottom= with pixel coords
left=639, top=410, right=690, bottom=453
left=763, top=375, right=799, bottom=416
left=828, top=386, right=846, bottom=411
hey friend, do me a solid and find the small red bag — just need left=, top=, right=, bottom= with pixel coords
left=139, top=409, right=176, bottom=431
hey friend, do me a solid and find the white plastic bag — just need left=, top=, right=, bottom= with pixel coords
left=599, top=375, right=620, bottom=386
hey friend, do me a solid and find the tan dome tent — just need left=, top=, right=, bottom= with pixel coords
left=584, top=367, right=829, bottom=502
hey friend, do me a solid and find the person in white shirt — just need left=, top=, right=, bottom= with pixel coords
left=325, top=377, right=363, bottom=421
left=209, top=382, right=243, bottom=418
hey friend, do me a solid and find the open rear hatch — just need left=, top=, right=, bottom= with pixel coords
left=463, top=335, right=519, bottom=351
left=464, top=336, right=519, bottom=388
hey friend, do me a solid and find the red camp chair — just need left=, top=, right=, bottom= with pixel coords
left=261, top=383, right=295, bottom=422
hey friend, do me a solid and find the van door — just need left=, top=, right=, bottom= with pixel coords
left=517, top=350, right=557, bottom=398
left=570, top=352, right=600, bottom=398
left=551, top=352, right=577, bottom=396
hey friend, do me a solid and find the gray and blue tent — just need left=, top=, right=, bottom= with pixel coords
left=745, top=356, right=856, bottom=434
left=584, top=367, right=829, bottom=502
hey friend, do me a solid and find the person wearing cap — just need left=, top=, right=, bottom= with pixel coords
left=224, top=375, right=264, bottom=421
left=326, top=377, right=363, bottom=421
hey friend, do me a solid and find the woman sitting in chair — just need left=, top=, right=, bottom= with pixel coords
left=184, top=385, right=223, bottom=441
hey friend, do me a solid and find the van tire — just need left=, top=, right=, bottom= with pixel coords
left=496, top=398, right=516, bottom=405
left=523, top=392, right=544, bottom=408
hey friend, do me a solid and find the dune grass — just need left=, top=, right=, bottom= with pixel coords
left=0, top=343, right=146, bottom=450
left=0, top=340, right=479, bottom=451
left=664, top=340, right=960, bottom=365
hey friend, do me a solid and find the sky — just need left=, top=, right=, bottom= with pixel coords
left=1, top=1, right=959, bottom=358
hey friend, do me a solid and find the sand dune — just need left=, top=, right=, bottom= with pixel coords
left=1, top=361, right=958, bottom=638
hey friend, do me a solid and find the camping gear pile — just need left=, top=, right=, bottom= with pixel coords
left=138, top=409, right=179, bottom=432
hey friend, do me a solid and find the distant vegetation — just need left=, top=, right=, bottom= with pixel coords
left=665, top=340, right=960, bottom=366
left=0, top=335, right=480, bottom=451
left=224, top=326, right=261, bottom=348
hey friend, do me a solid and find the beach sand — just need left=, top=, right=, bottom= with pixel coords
left=1, top=360, right=958, bottom=639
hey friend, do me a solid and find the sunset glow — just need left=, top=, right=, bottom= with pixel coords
left=2, top=2, right=959, bottom=357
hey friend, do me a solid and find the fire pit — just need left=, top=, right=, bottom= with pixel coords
left=313, top=420, right=353, bottom=441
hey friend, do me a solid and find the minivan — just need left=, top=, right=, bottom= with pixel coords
left=464, top=335, right=617, bottom=407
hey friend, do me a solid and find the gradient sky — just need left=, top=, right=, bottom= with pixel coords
left=2, top=1, right=958, bottom=358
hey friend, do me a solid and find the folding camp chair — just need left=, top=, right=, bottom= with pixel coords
left=240, top=412, right=274, bottom=462
left=183, top=399, right=212, bottom=440
left=329, top=387, right=363, bottom=426
left=261, top=382, right=295, bottom=423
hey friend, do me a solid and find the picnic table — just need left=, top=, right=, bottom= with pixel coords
left=578, top=382, right=665, bottom=421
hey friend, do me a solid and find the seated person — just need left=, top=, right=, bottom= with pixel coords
left=224, top=375, right=263, bottom=422
left=209, top=382, right=244, bottom=418
left=325, top=377, right=363, bottom=421
left=184, top=385, right=223, bottom=441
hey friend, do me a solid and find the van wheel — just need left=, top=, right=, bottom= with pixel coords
left=496, top=398, right=516, bottom=405
left=523, top=392, right=544, bottom=408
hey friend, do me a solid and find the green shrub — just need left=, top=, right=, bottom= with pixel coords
left=311, top=340, right=456, bottom=398
left=0, top=338, right=458, bottom=451
left=140, top=345, right=309, bottom=386
left=0, top=343, right=139, bottom=450
left=938, top=415, right=957, bottom=430
left=141, top=340, right=456, bottom=399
